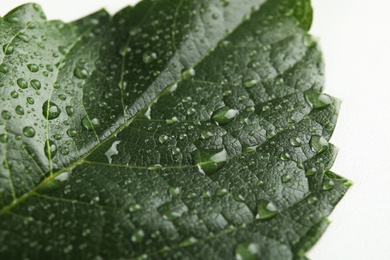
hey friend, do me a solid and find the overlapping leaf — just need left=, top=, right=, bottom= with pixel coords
left=0, top=0, right=349, bottom=259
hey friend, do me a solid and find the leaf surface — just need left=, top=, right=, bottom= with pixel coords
left=0, top=0, right=349, bottom=259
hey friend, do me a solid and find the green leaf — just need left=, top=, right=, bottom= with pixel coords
left=0, top=0, right=350, bottom=259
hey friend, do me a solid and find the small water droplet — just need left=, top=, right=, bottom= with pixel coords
left=42, top=100, right=61, bottom=119
left=1, top=110, right=11, bottom=120
left=289, top=136, right=302, bottom=147
left=129, top=203, right=142, bottom=212
left=280, top=152, right=291, bottom=161
left=81, top=116, right=100, bottom=131
left=10, top=90, right=19, bottom=98
left=163, top=210, right=182, bottom=221
left=17, top=78, right=28, bottom=89
left=281, top=174, right=291, bottom=183
left=186, top=108, right=196, bottom=115
left=27, top=64, right=39, bottom=72
left=200, top=131, right=213, bottom=140
left=305, top=90, right=332, bottom=109
left=216, top=188, right=228, bottom=196
left=235, top=242, right=260, bottom=260
left=306, top=167, right=317, bottom=176
left=256, top=200, right=278, bottom=220
left=142, top=51, right=157, bottom=64
left=67, top=129, right=77, bottom=137
left=322, top=179, right=335, bottom=191
left=182, top=67, right=195, bottom=80
left=74, top=67, right=88, bottom=79
left=171, top=147, right=181, bottom=155
left=131, top=229, right=145, bottom=243
left=168, top=187, right=181, bottom=198
left=308, top=196, right=318, bottom=204
left=66, top=106, right=74, bottom=117
left=30, top=79, right=41, bottom=90
left=15, top=105, right=24, bottom=115
left=310, top=135, right=329, bottom=153
left=244, top=79, right=258, bottom=88
left=158, top=135, right=168, bottom=144
left=0, top=134, right=8, bottom=143
left=27, top=97, right=35, bottom=104
left=105, top=141, right=121, bottom=164
left=192, top=149, right=227, bottom=175
left=212, top=106, right=239, bottom=125
left=44, top=140, right=57, bottom=158
left=3, top=44, right=14, bottom=55
left=0, top=64, right=9, bottom=73
left=61, top=147, right=69, bottom=155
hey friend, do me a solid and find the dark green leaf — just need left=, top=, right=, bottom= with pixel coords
left=0, top=0, right=349, bottom=259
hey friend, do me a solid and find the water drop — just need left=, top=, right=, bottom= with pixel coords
left=0, top=64, right=9, bottom=73
left=142, top=51, right=157, bottom=64
left=29, top=79, right=41, bottom=90
left=200, top=131, right=213, bottom=140
left=310, top=135, right=329, bottom=153
left=171, top=147, right=181, bottom=155
left=105, top=141, right=121, bottom=164
left=289, top=136, right=302, bottom=147
left=212, top=106, right=239, bottom=125
left=304, top=90, right=332, bottom=109
left=131, top=229, right=145, bottom=243
left=0, top=134, right=8, bottom=143
left=44, top=140, right=57, bottom=158
left=81, top=116, right=100, bottom=131
left=66, top=106, right=74, bottom=117
left=305, top=167, right=317, bottom=176
left=17, top=78, right=28, bottom=89
left=256, top=200, right=278, bottom=220
left=158, top=135, right=168, bottom=144
left=74, top=67, right=88, bottom=79
left=27, top=97, right=35, bottom=104
left=27, top=64, right=39, bottom=72
left=14, top=105, right=24, bottom=115
left=244, top=79, right=258, bottom=88
left=281, top=174, right=291, bottom=183
left=322, top=179, right=335, bottom=191
left=1, top=110, right=11, bottom=120
left=308, top=196, right=318, bottom=204
left=3, top=44, right=14, bottom=55
left=42, top=100, right=61, bottom=119
left=67, top=129, right=77, bottom=137
left=186, top=108, right=196, bottom=115
left=10, top=91, right=18, bottom=98
left=61, top=147, right=69, bottom=155
left=235, top=242, right=260, bottom=260
left=192, top=148, right=227, bottom=175
left=216, top=188, right=228, bottom=196
left=280, top=152, right=291, bottom=161
left=182, top=67, right=195, bottom=80
left=129, top=203, right=142, bottom=212
left=168, top=187, right=181, bottom=198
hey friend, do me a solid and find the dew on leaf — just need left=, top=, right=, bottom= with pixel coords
left=131, top=229, right=145, bottom=243
left=158, top=135, right=169, bottom=144
left=81, top=116, right=100, bottom=131
left=280, top=152, right=291, bottom=161
left=61, top=147, right=69, bottom=155
left=30, top=79, right=41, bottom=90
left=182, top=67, right=195, bottom=80
left=129, top=203, right=142, bottom=212
left=244, top=79, right=258, bottom=88
left=142, top=51, right=157, bottom=64
left=289, top=136, right=302, bottom=147
left=104, top=141, right=121, bottom=164
left=17, top=78, right=28, bottom=89
left=0, top=134, right=8, bottom=143
left=67, top=129, right=77, bottom=137
left=200, top=131, right=213, bottom=140
left=74, top=67, right=89, bottom=79
left=3, top=44, right=14, bottom=55
left=42, top=100, right=61, bottom=119
left=216, top=188, right=228, bottom=196
left=44, top=140, right=58, bottom=158
left=256, top=200, right=278, bottom=220
left=192, top=148, right=227, bottom=175
left=23, top=126, right=35, bottom=138
left=306, top=167, right=317, bottom=176
left=27, top=97, right=35, bottom=104
left=322, top=179, right=335, bottom=191
left=10, top=91, right=19, bottom=98
left=212, top=106, right=239, bottom=125
left=235, top=242, right=260, bottom=260
left=15, top=105, right=24, bottom=115
left=168, top=187, right=181, bottom=198
left=0, top=64, right=9, bottom=73
left=171, top=147, right=181, bottom=155
left=281, top=174, right=291, bottom=183
left=27, top=64, right=39, bottom=72
left=66, top=106, right=74, bottom=117
left=1, top=110, right=11, bottom=120
left=310, top=135, right=329, bottom=153
left=305, top=90, right=332, bottom=109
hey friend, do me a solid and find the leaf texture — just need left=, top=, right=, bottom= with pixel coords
left=0, top=0, right=350, bottom=259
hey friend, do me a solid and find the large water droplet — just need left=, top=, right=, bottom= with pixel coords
left=15, top=105, right=24, bottom=115
left=192, top=148, right=227, bottom=176
left=27, top=63, right=39, bottom=72
left=30, top=79, right=41, bottom=90
left=256, top=200, right=278, bottom=220
left=310, top=135, right=329, bottom=153
left=42, top=100, right=61, bottom=120
left=305, top=90, right=332, bottom=109
left=67, top=129, right=77, bottom=137
left=44, top=140, right=57, bottom=158
left=212, top=106, right=239, bottom=125
left=3, top=44, right=14, bottom=55
left=105, top=141, right=121, bottom=164
left=142, top=51, right=157, bottom=64
left=289, top=136, right=302, bottom=147
left=1, top=110, right=11, bottom=120
left=81, top=116, right=100, bottom=131
left=66, top=106, right=74, bottom=117
left=17, top=78, right=28, bottom=89
left=235, top=242, right=260, bottom=260
left=23, top=126, right=35, bottom=138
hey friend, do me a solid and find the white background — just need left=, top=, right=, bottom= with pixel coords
left=1, top=0, right=390, bottom=259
